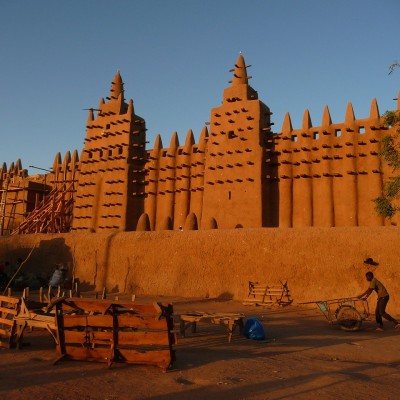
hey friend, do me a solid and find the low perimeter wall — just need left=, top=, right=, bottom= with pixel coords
left=0, top=227, right=399, bottom=310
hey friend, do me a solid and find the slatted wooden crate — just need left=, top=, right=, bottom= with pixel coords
left=55, top=298, right=175, bottom=370
left=243, top=281, right=293, bottom=307
left=0, top=295, right=20, bottom=348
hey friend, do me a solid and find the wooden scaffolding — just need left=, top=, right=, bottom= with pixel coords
left=0, top=178, right=26, bottom=236
left=11, top=182, right=75, bottom=235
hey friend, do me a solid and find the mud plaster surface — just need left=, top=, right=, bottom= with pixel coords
left=0, top=297, right=400, bottom=400
left=0, top=227, right=399, bottom=308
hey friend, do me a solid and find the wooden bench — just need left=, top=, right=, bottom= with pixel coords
left=243, top=281, right=292, bottom=307
left=179, top=312, right=244, bottom=342
left=54, top=298, right=175, bottom=371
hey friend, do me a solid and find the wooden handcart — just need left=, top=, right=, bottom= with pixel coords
left=301, top=297, right=370, bottom=331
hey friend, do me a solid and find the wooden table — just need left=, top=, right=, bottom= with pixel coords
left=179, top=312, right=244, bottom=342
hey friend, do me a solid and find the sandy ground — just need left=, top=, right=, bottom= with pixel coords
left=1, top=296, right=400, bottom=400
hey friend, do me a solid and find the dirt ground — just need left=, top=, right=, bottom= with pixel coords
left=1, top=296, right=400, bottom=400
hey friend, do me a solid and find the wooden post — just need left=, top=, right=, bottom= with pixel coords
left=102, top=287, right=106, bottom=300
left=39, top=287, right=43, bottom=303
left=131, top=294, right=136, bottom=302
left=7, top=287, right=11, bottom=296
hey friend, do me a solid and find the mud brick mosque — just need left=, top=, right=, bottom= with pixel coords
left=1, top=54, right=399, bottom=235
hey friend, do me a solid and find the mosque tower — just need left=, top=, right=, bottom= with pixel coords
left=72, top=72, right=146, bottom=232
left=201, top=53, right=274, bottom=228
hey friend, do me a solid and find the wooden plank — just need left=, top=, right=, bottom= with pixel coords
left=0, top=307, right=18, bottom=315
left=0, top=317, right=14, bottom=326
left=61, top=299, right=114, bottom=314
left=117, top=315, right=168, bottom=330
left=118, top=331, right=170, bottom=346
left=117, top=348, right=171, bottom=368
left=63, top=330, right=113, bottom=344
left=62, top=315, right=113, bottom=328
left=114, top=303, right=161, bottom=316
left=0, top=295, right=20, bottom=304
left=15, top=319, right=55, bottom=330
left=64, top=345, right=113, bottom=361
left=61, top=298, right=160, bottom=316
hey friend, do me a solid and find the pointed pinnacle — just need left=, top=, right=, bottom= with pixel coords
left=282, top=112, right=293, bottom=134
left=184, top=129, right=195, bottom=151
left=231, top=53, right=248, bottom=86
left=110, top=70, right=124, bottom=100
left=302, top=109, right=312, bottom=130
left=169, top=131, right=179, bottom=150
left=322, top=106, right=332, bottom=127
left=198, top=126, right=208, bottom=151
left=153, top=134, right=163, bottom=151
left=369, top=98, right=380, bottom=119
left=345, top=102, right=355, bottom=124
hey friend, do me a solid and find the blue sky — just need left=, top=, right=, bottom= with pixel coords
left=0, top=0, right=399, bottom=172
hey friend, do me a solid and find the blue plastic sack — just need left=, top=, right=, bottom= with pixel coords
left=243, top=317, right=266, bottom=340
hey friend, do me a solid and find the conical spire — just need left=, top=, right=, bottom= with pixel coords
left=87, top=108, right=94, bottom=123
left=231, top=53, right=249, bottom=86
left=345, top=102, right=356, bottom=132
left=127, top=99, right=134, bottom=116
left=153, top=134, right=163, bottom=151
left=282, top=112, right=293, bottom=134
left=169, top=131, right=179, bottom=150
left=98, top=98, right=105, bottom=116
left=153, top=134, right=162, bottom=154
left=198, top=126, right=208, bottom=151
left=302, top=109, right=312, bottom=130
left=15, top=159, right=22, bottom=172
left=369, top=98, right=380, bottom=119
left=184, top=129, right=195, bottom=151
left=345, top=102, right=356, bottom=124
left=0, top=162, right=6, bottom=177
left=110, top=70, right=124, bottom=101
left=52, top=152, right=61, bottom=173
left=62, top=151, right=71, bottom=170
left=71, top=149, right=79, bottom=166
left=322, top=106, right=332, bottom=127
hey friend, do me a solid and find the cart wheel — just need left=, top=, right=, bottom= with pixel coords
left=337, top=306, right=362, bottom=331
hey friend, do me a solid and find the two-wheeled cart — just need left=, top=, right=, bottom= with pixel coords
left=301, top=297, right=370, bottom=331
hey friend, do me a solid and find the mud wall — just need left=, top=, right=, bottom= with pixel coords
left=1, top=228, right=399, bottom=311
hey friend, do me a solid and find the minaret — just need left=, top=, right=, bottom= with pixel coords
left=72, top=71, right=146, bottom=232
left=201, top=54, right=273, bottom=228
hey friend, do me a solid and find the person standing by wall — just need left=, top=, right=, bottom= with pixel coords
left=358, top=271, right=400, bottom=331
